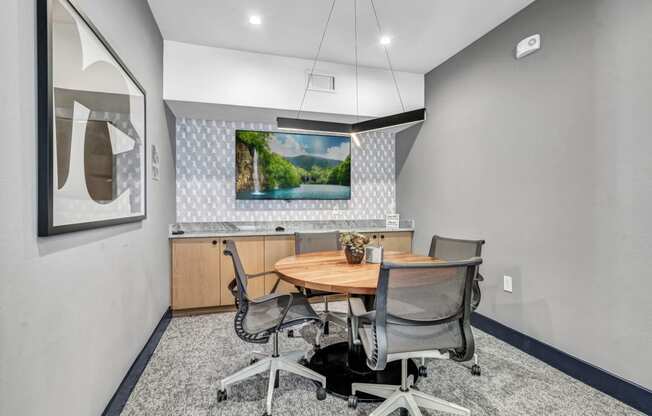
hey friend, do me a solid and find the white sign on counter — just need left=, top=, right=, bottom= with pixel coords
left=386, top=214, right=400, bottom=229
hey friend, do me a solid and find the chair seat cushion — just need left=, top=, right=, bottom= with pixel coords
left=279, top=293, right=322, bottom=330
left=358, top=321, right=463, bottom=357
left=243, top=293, right=321, bottom=334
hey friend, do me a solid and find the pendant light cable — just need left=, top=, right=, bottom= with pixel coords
left=370, top=0, right=405, bottom=112
left=297, top=0, right=337, bottom=119
left=354, top=0, right=359, bottom=122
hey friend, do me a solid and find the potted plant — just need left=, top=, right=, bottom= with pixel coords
left=340, top=232, right=370, bottom=264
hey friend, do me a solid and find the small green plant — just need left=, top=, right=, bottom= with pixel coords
left=339, top=232, right=370, bottom=256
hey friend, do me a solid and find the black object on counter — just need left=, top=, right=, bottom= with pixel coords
left=275, top=226, right=285, bottom=232
left=171, top=230, right=185, bottom=235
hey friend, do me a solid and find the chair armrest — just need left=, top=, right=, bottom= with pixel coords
left=248, top=270, right=282, bottom=293
left=475, top=273, right=484, bottom=282
left=348, top=297, right=376, bottom=323
left=248, top=270, right=275, bottom=279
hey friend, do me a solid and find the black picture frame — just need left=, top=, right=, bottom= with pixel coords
left=37, top=0, right=147, bottom=236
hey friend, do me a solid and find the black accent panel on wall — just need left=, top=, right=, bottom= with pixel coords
left=472, top=313, right=652, bottom=415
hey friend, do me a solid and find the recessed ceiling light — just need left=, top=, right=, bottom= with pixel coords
left=379, top=35, right=391, bottom=46
left=249, top=15, right=262, bottom=25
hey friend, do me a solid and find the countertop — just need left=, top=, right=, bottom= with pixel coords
left=169, top=220, right=414, bottom=239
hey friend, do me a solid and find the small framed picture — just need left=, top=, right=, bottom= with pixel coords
left=386, top=214, right=400, bottom=229
left=151, top=144, right=160, bottom=181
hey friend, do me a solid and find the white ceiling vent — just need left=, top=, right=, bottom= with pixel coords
left=306, top=72, right=335, bottom=93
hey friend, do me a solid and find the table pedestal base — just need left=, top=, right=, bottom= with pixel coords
left=309, top=341, right=419, bottom=402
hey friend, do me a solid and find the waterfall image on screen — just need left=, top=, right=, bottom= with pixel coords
left=235, top=130, right=351, bottom=200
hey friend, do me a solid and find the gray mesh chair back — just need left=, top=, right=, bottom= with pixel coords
left=367, top=258, right=482, bottom=371
left=428, top=235, right=485, bottom=260
left=429, top=235, right=485, bottom=311
left=295, top=231, right=341, bottom=300
left=224, top=240, right=291, bottom=344
left=295, top=231, right=341, bottom=254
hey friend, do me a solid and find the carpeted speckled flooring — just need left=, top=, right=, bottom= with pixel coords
left=121, top=302, right=642, bottom=416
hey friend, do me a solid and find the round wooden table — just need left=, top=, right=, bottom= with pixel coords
left=275, top=250, right=442, bottom=401
left=275, top=250, right=440, bottom=295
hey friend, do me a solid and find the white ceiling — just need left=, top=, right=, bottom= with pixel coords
left=148, top=0, right=534, bottom=74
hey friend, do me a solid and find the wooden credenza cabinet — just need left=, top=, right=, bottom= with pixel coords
left=171, top=231, right=412, bottom=311
left=362, top=231, right=413, bottom=252
left=171, top=238, right=221, bottom=309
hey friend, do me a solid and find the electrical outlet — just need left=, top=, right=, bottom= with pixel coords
left=503, top=275, right=513, bottom=293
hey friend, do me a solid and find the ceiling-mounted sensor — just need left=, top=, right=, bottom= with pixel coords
left=516, top=34, right=541, bottom=59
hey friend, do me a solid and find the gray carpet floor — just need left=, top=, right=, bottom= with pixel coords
left=121, top=302, right=642, bottom=416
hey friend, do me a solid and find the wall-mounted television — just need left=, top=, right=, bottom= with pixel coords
left=235, top=130, right=351, bottom=200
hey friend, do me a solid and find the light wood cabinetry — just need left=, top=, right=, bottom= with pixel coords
left=363, top=231, right=412, bottom=252
left=171, top=238, right=221, bottom=310
left=171, top=231, right=413, bottom=311
left=379, top=231, right=413, bottom=252
left=264, top=236, right=298, bottom=295
left=219, top=237, right=265, bottom=305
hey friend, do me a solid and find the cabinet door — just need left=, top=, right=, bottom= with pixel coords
left=220, top=237, right=265, bottom=305
left=172, top=239, right=221, bottom=310
left=379, top=232, right=413, bottom=252
left=264, top=235, right=298, bottom=295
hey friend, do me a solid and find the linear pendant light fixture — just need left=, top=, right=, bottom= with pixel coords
left=277, top=108, right=426, bottom=135
left=277, top=0, right=425, bottom=135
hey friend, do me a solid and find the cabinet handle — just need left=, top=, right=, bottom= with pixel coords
left=212, top=240, right=218, bottom=245
left=380, top=235, right=385, bottom=239
left=222, top=240, right=227, bottom=245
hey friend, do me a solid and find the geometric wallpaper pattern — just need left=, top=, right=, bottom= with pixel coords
left=176, top=118, right=396, bottom=222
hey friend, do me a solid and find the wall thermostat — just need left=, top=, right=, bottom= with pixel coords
left=516, top=34, right=541, bottom=59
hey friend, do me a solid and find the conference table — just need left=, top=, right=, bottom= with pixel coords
left=274, top=250, right=442, bottom=401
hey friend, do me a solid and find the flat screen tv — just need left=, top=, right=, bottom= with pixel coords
left=235, top=130, right=351, bottom=200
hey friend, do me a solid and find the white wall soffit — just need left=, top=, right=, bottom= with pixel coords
left=163, top=40, right=424, bottom=118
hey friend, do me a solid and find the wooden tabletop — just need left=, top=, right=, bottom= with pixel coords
left=274, top=250, right=442, bottom=295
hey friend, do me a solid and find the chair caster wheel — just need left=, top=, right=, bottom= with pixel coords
left=250, top=358, right=258, bottom=365
left=348, top=395, right=358, bottom=409
left=217, top=389, right=227, bottom=402
left=399, top=408, right=408, bottom=416
left=316, top=386, right=327, bottom=401
left=471, top=364, right=481, bottom=376
left=287, top=330, right=295, bottom=338
left=418, top=365, right=428, bottom=377
left=323, top=321, right=330, bottom=335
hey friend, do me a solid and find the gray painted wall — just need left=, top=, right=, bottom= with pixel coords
left=0, top=1, right=175, bottom=415
left=397, top=0, right=652, bottom=389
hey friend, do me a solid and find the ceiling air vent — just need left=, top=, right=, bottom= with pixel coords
left=306, top=72, right=335, bottom=93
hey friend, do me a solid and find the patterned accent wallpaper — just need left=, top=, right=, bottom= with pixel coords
left=176, top=118, right=396, bottom=222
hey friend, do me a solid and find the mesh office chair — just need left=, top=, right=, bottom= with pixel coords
left=427, top=235, right=485, bottom=376
left=293, top=231, right=347, bottom=338
left=347, top=258, right=482, bottom=416
left=217, top=240, right=327, bottom=416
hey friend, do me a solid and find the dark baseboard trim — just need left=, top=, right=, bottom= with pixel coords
left=102, top=308, right=172, bottom=416
left=471, top=312, right=652, bottom=415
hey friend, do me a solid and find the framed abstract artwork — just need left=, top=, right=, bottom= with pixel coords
left=37, top=0, right=147, bottom=236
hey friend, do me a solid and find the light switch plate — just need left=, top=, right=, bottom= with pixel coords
left=503, top=275, right=513, bottom=293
